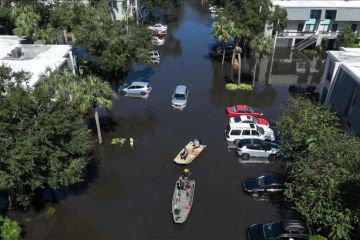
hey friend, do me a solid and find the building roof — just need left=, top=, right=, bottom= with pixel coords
left=272, top=1, right=360, bottom=8
left=328, top=49, right=360, bottom=79
left=0, top=35, right=72, bottom=87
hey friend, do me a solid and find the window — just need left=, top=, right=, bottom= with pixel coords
left=351, top=24, right=357, bottom=32
left=238, top=139, right=251, bottom=147
left=325, top=10, right=337, bottom=20
left=248, top=145, right=261, bottom=150
left=346, top=86, right=358, bottom=117
left=253, top=139, right=264, bottom=145
left=242, top=130, right=251, bottom=136
left=331, top=24, right=338, bottom=32
left=297, top=23, right=304, bottom=32
left=310, top=10, right=322, bottom=19
left=230, top=130, right=241, bottom=135
left=251, top=130, right=259, bottom=136
left=326, top=60, right=335, bottom=82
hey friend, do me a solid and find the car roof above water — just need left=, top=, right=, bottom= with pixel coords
left=131, top=81, right=150, bottom=87
left=175, top=85, right=187, bottom=94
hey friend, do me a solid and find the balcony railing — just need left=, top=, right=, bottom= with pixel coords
left=278, top=31, right=316, bottom=38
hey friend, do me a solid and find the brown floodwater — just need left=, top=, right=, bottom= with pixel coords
left=14, top=1, right=325, bottom=239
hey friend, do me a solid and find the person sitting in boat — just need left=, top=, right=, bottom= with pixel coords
left=180, top=147, right=188, bottom=159
left=178, top=176, right=187, bottom=190
left=192, top=139, right=201, bottom=148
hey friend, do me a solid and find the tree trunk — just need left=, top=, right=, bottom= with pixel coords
left=252, top=59, right=258, bottom=87
left=94, top=107, right=103, bottom=144
left=237, top=53, right=242, bottom=85
left=222, top=42, right=226, bottom=65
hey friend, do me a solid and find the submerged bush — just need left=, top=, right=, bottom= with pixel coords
left=225, top=83, right=252, bottom=91
left=303, top=49, right=318, bottom=56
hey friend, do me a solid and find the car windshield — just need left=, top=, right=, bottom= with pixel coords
left=263, top=222, right=283, bottom=239
left=256, top=126, right=265, bottom=134
left=247, top=106, right=255, bottom=112
left=252, top=117, right=259, bottom=124
left=231, top=106, right=237, bottom=112
left=257, top=176, right=266, bottom=188
left=234, top=117, right=241, bottom=122
left=174, top=93, right=186, bottom=100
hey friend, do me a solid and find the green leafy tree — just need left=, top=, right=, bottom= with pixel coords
left=337, top=26, right=358, bottom=47
left=276, top=97, right=360, bottom=239
left=10, top=4, right=40, bottom=40
left=38, top=23, right=56, bottom=44
left=249, top=34, right=273, bottom=86
left=0, top=65, right=93, bottom=208
left=0, top=216, right=21, bottom=240
left=310, top=235, right=328, bottom=240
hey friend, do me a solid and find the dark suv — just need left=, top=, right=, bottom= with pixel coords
left=247, top=219, right=313, bottom=240
left=242, top=175, right=285, bottom=198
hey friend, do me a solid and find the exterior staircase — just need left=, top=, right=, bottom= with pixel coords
left=293, top=34, right=317, bottom=51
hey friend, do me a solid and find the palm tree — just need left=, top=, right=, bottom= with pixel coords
left=249, top=34, right=273, bottom=87
left=40, top=70, right=114, bottom=144
left=230, top=27, right=250, bottom=84
left=75, top=75, right=115, bottom=144
left=212, top=15, right=234, bottom=64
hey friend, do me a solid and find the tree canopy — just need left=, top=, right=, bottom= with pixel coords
left=337, top=27, right=359, bottom=48
left=0, top=65, right=93, bottom=208
left=276, top=97, right=360, bottom=239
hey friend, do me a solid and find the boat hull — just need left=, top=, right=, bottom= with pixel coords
left=171, top=178, right=195, bottom=223
left=174, top=141, right=206, bottom=165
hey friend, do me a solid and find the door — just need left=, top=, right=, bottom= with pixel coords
left=128, top=85, right=138, bottom=95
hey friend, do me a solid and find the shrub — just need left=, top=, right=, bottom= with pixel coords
left=46, top=206, right=56, bottom=217
left=0, top=217, right=21, bottom=240
left=225, top=83, right=252, bottom=91
left=310, top=235, right=328, bottom=240
left=303, top=49, right=318, bottom=56
left=321, top=37, right=329, bottom=49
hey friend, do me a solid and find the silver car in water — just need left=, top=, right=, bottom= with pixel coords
left=171, top=85, right=188, bottom=110
left=118, top=81, right=152, bottom=98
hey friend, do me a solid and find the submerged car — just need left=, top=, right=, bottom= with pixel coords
left=152, top=36, right=165, bottom=46
left=225, top=123, right=275, bottom=142
left=229, top=115, right=269, bottom=127
left=236, top=139, right=279, bottom=161
left=226, top=105, right=263, bottom=118
left=242, top=175, right=284, bottom=197
left=148, top=50, right=160, bottom=64
left=247, top=219, right=313, bottom=240
left=171, top=85, right=188, bottom=110
left=148, top=23, right=167, bottom=32
left=118, top=81, right=152, bottom=97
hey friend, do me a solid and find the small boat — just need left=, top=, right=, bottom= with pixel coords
left=174, top=140, right=206, bottom=165
left=171, top=176, right=195, bottom=223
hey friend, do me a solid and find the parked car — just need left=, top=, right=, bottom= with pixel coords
left=226, top=105, right=263, bottom=118
left=148, top=50, right=160, bottom=64
left=148, top=23, right=167, bottom=32
left=118, top=81, right=152, bottom=97
left=229, top=115, right=269, bottom=127
left=242, top=174, right=284, bottom=197
left=247, top=219, right=313, bottom=240
left=171, top=85, right=188, bottom=110
left=225, top=122, right=275, bottom=142
left=236, top=139, right=279, bottom=161
left=152, top=36, right=165, bottom=46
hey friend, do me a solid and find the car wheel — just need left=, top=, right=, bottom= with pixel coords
left=140, top=92, right=146, bottom=96
left=268, top=154, right=277, bottom=161
left=119, top=90, right=126, bottom=95
left=241, top=153, right=250, bottom=160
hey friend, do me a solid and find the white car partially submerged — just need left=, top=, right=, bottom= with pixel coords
left=148, top=23, right=167, bottom=32
left=152, top=36, right=165, bottom=46
left=225, top=122, right=275, bottom=143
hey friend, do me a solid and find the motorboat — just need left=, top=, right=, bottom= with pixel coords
left=174, top=139, right=206, bottom=165
left=171, top=176, right=195, bottom=223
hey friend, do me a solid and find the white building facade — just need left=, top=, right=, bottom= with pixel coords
left=270, top=0, right=360, bottom=49
left=319, top=48, right=360, bottom=135
left=0, top=36, right=75, bottom=87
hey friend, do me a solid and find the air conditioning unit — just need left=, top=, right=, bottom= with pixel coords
left=10, top=47, right=23, bottom=58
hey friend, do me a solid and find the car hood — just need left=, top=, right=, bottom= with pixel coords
left=257, top=118, right=269, bottom=126
left=243, top=178, right=259, bottom=191
left=247, top=224, right=266, bottom=240
left=172, top=98, right=187, bottom=105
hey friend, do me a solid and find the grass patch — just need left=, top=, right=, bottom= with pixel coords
left=225, top=83, right=252, bottom=91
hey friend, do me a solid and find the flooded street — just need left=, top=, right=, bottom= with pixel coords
left=21, top=1, right=324, bottom=239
